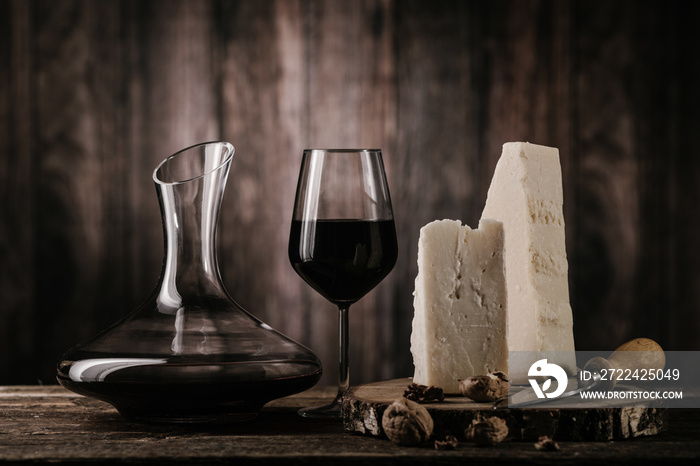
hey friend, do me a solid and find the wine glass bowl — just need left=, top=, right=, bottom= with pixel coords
left=289, top=149, right=398, bottom=418
left=288, top=218, right=397, bottom=305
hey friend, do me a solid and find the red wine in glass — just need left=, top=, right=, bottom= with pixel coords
left=289, top=149, right=398, bottom=418
left=289, top=218, right=397, bottom=305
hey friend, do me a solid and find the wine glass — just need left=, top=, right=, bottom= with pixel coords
left=289, top=149, right=398, bottom=418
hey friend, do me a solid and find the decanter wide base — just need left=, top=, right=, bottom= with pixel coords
left=55, top=142, right=324, bottom=422
left=57, top=370, right=321, bottom=424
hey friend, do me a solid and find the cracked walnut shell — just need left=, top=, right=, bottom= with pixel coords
left=403, top=383, right=445, bottom=403
left=381, top=397, right=434, bottom=446
left=464, top=417, right=508, bottom=446
left=460, top=371, right=509, bottom=402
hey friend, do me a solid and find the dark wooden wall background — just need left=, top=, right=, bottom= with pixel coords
left=1, top=0, right=699, bottom=386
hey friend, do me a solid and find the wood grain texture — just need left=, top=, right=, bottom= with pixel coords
left=1, top=385, right=699, bottom=464
left=0, top=0, right=36, bottom=383
left=342, top=378, right=667, bottom=441
left=1, top=0, right=699, bottom=387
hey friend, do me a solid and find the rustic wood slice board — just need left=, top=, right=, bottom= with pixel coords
left=342, top=378, right=667, bottom=442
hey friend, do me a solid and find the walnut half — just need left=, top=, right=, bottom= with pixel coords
left=464, top=417, right=509, bottom=446
left=434, top=434, right=458, bottom=450
left=534, top=435, right=560, bottom=451
left=381, top=397, right=434, bottom=446
left=459, top=371, right=509, bottom=402
left=403, top=383, right=445, bottom=403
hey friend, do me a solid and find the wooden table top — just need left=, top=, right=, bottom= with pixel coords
left=1, top=385, right=699, bottom=464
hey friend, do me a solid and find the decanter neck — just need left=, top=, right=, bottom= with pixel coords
left=152, top=143, right=234, bottom=310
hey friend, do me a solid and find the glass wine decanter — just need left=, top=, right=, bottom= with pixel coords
left=57, top=141, right=322, bottom=423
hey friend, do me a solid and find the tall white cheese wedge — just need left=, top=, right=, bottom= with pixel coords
left=411, top=219, right=507, bottom=394
left=481, top=142, right=576, bottom=383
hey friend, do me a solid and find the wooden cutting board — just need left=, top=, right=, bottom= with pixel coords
left=341, top=378, right=667, bottom=441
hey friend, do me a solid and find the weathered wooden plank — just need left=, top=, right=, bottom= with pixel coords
left=127, top=0, right=222, bottom=298
left=342, top=378, right=667, bottom=442
left=0, top=386, right=698, bottom=464
left=25, top=0, right=225, bottom=386
left=214, top=0, right=346, bottom=390
left=672, top=1, right=700, bottom=351
left=339, top=0, right=398, bottom=387
left=1, top=0, right=700, bottom=389
left=0, top=0, right=36, bottom=384
left=391, top=0, right=480, bottom=384
left=474, top=0, right=576, bottom=253
left=31, top=0, right=118, bottom=381
left=303, top=0, right=399, bottom=386
left=630, top=3, right=679, bottom=347
left=217, top=0, right=309, bottom=344
left=570, top=1, right=642, bottom=349
left=83, top=0, right=134, bottom=334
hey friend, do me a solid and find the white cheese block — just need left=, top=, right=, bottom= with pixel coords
left=410, top=219, right=507, bottom=394
left=481, top=142, right=576, bottom=383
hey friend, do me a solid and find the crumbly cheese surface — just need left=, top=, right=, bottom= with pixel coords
left=411, top=219, right=507, bottom=394
left=481, top=142, right=576, bottom=383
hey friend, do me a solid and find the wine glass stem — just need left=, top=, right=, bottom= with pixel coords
left=337, top=305, right=350, bottom=399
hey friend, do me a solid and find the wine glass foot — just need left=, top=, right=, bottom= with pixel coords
left=298, top=397, right=342, bottom=419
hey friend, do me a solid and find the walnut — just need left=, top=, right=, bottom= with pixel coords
left=381, top=397, right=434, bottom=446
left=534, top=435, right=560, bottom=451
left=403, top=383, right=445, bottom=403
left=459, top=371, right=509, bottom=402
left=434, top=434, right=458, bottom=450
left=464, top=417, right=508, bottom=446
